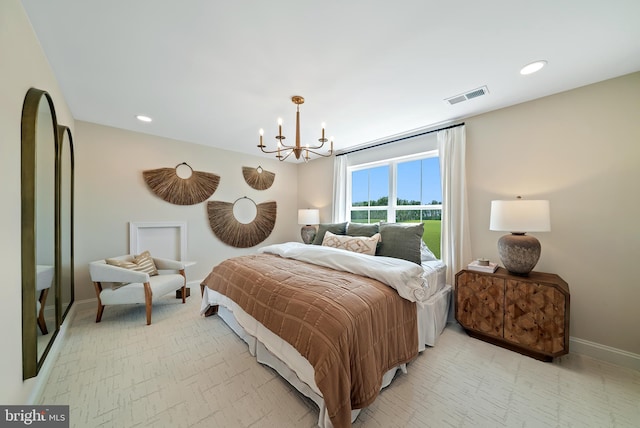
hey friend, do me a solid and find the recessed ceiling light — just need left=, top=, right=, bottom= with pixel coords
left=520, top=60, right=547, bottom=75
left=136, top=115, right=152, bottom=122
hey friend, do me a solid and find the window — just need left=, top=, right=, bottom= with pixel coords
left=347, top=151, right=442, bottom=258
left=350, top=165, right=389, bottom=223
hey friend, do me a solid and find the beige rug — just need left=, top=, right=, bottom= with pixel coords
left=39, top=293, right=640, bottom=427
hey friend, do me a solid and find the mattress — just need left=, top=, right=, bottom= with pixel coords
left=200, top=279, right=451, bottom=427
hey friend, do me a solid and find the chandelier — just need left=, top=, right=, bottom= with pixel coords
left=258, top=95, right=334, bottom=162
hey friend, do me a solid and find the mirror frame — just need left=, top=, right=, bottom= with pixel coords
left=56, top=125, right=75, bottom=325
left=22, top=88, right=60, bottom=380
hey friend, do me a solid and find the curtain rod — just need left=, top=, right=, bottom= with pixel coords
left=336, top=122, right=465, bottom=157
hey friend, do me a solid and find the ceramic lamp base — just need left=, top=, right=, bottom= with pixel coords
left=301, top=225, right=316, bottom=244
left=497, top=233, right=541, bottom=276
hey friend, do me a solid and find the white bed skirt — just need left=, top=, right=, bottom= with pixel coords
left=200, top=284, right=451, bottom=427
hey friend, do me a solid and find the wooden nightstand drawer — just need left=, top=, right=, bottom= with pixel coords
left=455, top=271, right=504, bottom=339
left=455, top=268, right=570, bottom=361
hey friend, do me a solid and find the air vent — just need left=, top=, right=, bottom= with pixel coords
left=445, top=86, right=489, bottom=105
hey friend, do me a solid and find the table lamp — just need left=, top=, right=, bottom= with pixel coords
left=298, top=209, right=320, bottom=244
left=490, top=198, right=550, bottom=275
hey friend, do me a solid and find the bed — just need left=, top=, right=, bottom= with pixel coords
left=200, top=237, right=450, bottom=428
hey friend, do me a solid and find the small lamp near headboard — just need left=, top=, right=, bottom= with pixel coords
left=298, top=209, right=320, bottom=244
left=490, top=197, right=550, bottom=276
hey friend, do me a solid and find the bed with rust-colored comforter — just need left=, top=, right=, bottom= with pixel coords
left=200, top=243, right=442, bottom=428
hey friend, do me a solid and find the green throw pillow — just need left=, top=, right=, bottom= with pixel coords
left=312, top=222, right=348, bottom=245
left=346, top=222, right=379, bottom=237
left=377, top=223, right=424, bottom=264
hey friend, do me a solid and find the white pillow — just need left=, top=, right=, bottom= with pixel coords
left=322, top=231, right=381, bottom=256
left=420, top=241, right=438, bottom=262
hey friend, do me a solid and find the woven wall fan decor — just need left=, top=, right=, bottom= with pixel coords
left=207, top=197, right=277, bottom=248
left=143, top=162, right=220, bottom=205
left=242, top=166, right=275, bottom=190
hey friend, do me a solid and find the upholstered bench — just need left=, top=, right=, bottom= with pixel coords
left=89, top=253, right=186, bottom=325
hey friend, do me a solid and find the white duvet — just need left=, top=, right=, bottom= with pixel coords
left=259, top=242, right=443, bottom=306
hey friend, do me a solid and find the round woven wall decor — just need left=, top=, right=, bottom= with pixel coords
left=242, top=166, right=275, bottom=190
left=143, top=162, right=220, bottom=205
left=207, top=198, right=277, bottom=248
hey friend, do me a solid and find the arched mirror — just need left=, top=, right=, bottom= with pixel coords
left=22, top=88, right=59, bottom=379
left=57, top=125, right=74, bottom=324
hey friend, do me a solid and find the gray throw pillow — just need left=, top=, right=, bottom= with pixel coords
left=312, top=222, right=348, bottom=245
left=346, top=222, right=379, bottom=237
left=377, top=222, right=424, bottom=264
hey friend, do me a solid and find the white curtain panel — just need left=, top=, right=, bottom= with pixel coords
left=438, top=125, right=472, bottom=287
left=332, top=155, right=348, bottom=222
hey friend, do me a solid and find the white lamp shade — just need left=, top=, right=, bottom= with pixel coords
left=490, top=200, right=550, bottom=233
left=298, top=209, right=319, bottom=225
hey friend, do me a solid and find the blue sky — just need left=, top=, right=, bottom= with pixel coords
left=352, top=157, right=442, bottom=205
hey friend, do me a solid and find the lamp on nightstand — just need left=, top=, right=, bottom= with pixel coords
left=490, top=197, right=550, bottom=276
left=298, top=209, right=319, bottom=244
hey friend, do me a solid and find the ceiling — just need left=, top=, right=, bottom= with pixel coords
left=21, top=0, right=640, bottom=161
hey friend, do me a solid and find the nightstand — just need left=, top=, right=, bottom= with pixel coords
left=455, top=267, right=570, bottom=361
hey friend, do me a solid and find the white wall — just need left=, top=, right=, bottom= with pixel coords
left=464, top=72, right=640, bottom=355
left=299, top=72, right=640, bottom=356
left=74, top=121, right=300, bottom=302
left=0, top=0, right=75, bottom=404
left=297, top=156, right=334, bottom=223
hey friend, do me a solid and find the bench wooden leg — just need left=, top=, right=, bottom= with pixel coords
left=93, top=282, right=105, bottom=323
left=179, top=269, right=186, bottom=304
left=144, top=282, right=153, bottom=325
left=96, top=305, right=105, bottom=323
left=37, top=289, right=49, bottom=334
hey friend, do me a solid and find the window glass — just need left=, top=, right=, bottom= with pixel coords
left=397, top=158, right=442, bottom=205
left=397, top=159, right=421, bottom=205
left=351, top=165, right=388, bottom=207
left=420, top=157, right=442, bottom=205
left=351, top=169, right=368, bottom=207
left=370, top=210, right=387, bottom=223
left=348, top=152, right=441, bottom=258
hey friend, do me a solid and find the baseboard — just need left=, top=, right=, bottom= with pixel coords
left=73, top=297, right=97, bottom=312
left=569, top=336, right=640, bottom=371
